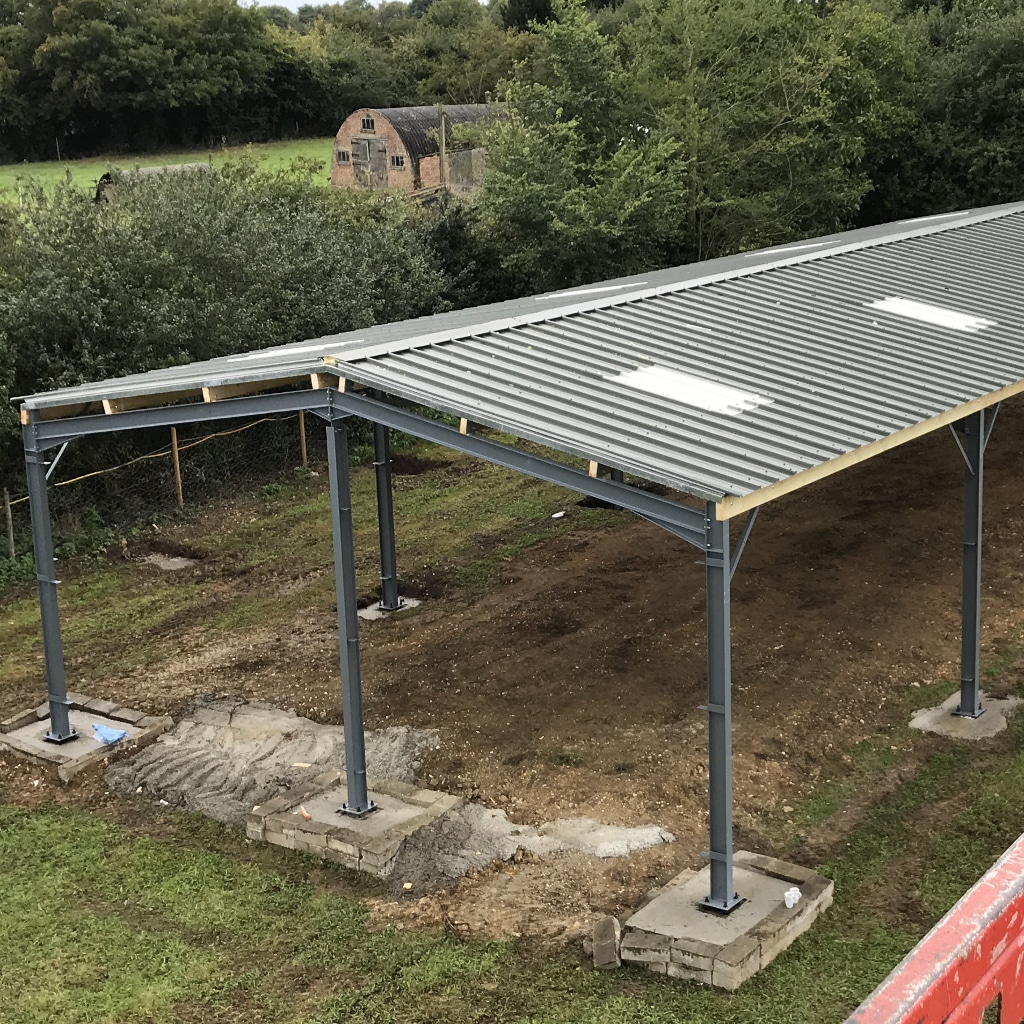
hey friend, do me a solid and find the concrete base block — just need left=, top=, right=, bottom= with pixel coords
left=248, top=768, right=461, bottom=879
left=620, top=851, right=834, bottom=991
left=592, top=916, right=622, bottom=970
left=358, top=597, right=422, bottom=621
left=910, top=690, right=1020, bottom=740
left=0, top=696, right=170, bottom=781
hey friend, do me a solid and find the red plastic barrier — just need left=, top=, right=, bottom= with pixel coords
left=847, top=835, right=1024, bottom=1024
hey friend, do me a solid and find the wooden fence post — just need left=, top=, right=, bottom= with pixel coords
left=170, top=428, right=184, bottom=508
left=299, top=411, right=308, bottom=468
left=3, top=488, right=14, bottom=558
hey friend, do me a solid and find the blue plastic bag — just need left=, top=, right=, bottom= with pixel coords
left=92, top=723, right=128, bottom=745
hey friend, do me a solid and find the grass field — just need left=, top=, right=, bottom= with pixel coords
left=4, top=677, right=1024, bottom=1023
left=3, top=449, right=1024, bottom=1021
left=0, top=137, right=336, bottom=196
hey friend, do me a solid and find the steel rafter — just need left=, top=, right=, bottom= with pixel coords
left=21, top=385, right=749, bottom=907
left=327, top=390, right=708, bottom=545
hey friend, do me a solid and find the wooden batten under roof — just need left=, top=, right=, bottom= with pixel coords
left=715, top=381, right=1020, bottom=520
left=310, top=371, right=345, bottom=391
left=201, top=377, right=306, bottom=403
left=102, top=390, right=203, bottom=415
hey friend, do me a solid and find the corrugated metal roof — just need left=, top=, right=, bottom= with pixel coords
left=21, top=202, right=1024, bottom=514
left=350, top=105, right=500, bottom=163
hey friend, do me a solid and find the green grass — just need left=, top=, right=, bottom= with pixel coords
left=7, top=698, right=1024, bottom=1024
left=0, top=440, right=621, bottom=696
left=0, top=137, right=335, bottom=196
left=5, top=442, right=1024, bottom=1020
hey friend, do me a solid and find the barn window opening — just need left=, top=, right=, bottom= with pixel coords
left=361, top=116, right=375, bottom=132
left=390, top=155, right=406, bottom=169
left=337, top=150, right=350, bottom=164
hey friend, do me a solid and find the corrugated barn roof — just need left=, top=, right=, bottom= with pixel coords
left=21, top=202, right=1024, bottom=517
left=354, top=105, right=500, bottom=163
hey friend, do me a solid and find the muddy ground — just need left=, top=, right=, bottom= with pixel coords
left=7, top=399, right=1024, bottom=946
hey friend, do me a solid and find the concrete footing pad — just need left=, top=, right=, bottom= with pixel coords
left=358, top=598, right=422, bottom=621
left=0, top=694, right=171, bottom=782
left=247, top=769, right=460, bottom=878
left=909, top=690, right=1020, bottom=740
left=621, top=852, right=834, bottom=990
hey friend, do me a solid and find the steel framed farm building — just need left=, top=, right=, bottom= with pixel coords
left=18, top=200, right=1024, bottom=913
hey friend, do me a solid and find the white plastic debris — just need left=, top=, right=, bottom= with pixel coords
left=783, top=887, right=802, bottom=909
left=551, top=511, right=566, bottom=519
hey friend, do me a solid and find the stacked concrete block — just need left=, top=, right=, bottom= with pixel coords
left=248, top=769, right=461, bottom=879
left=736, top=851, right=834, bottom=969
left=620, top=851, right=834, bottom=991
left=0, top=692, right=172, bottom=781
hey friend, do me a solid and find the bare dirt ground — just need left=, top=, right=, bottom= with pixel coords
left=9, top=399, right=1024, bottom=946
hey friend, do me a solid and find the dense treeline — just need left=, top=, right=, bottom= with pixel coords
left=0, top=162, right=484, bottom=482
left=0, top=0, right=529, bottom=160
left=3, top=0, right=1024, bottom=512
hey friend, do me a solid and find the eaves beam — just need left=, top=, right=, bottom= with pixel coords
left=328, top=390, right=708, bottom=548
left=26, top=390, right=333, bottom=450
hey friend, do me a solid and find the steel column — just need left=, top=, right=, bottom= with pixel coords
left=23, top=432, right=76, bottom=743
left=955, top=409, right=985, bottom=719
left=326, top=420, right=376, bottom=816
left=373, top=423, right=402, bottom=611
left=703, top=503, right=740, bottom=912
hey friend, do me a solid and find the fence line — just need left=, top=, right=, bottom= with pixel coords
left=6, top=414, right=302, bottom=509
left=1, top=411, right=331, bottom=568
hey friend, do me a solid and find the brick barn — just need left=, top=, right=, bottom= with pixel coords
left=330, top=104, right=498, bottom=194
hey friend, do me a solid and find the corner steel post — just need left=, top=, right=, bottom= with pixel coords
left=956, top=410, right=984, bottom=718
left=326, top=420, right=376, bottom=816
left=704, top=503, right=740, bottom=912
left=23, top=430, right=76, bottom=743
left=373, top=423, right=402, bottom=611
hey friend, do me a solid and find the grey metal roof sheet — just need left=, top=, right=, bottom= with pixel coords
left=21, top=202, right=1024, bottom=512
left=352, top=105, right=500, bottom=162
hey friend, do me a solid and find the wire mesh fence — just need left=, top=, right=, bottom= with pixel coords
left=1, top=411, right=345, bottom=568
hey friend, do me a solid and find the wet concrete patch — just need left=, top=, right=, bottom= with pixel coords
left=106, top=698, right=439, bottom=826
left=910, top=690, right=1021, bottom=739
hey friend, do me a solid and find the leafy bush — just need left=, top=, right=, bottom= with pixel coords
left=0, top=159, right=449, bottom=487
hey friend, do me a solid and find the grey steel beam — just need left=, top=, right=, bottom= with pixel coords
left=327, top=390, right=708, bottom=544
left=955, top=409, right=985, bottom=719
left=22, top=429, right=76, bottom=743
left=635, top=512, right=707, bottom=551
left=373, top=423, right=403, bottom=611
left=31, top=390, right=332, bottom=450
left=326, top=420, right=376, bottom=817
left=702, top=503, right=741, bottom=912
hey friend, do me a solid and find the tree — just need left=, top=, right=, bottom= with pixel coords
left=861, top=1, right=1024, bottom=221
left=476, top=0, right=688, bottom=291
left=0, top=162, right=450, bottom=481
left=621, top=0, right=916, bottom=259
left=500, top=0, right=553, bottom=32
left=397, top=0, right=516, bottom=103
left=476, top=0, right=918, bottom=292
